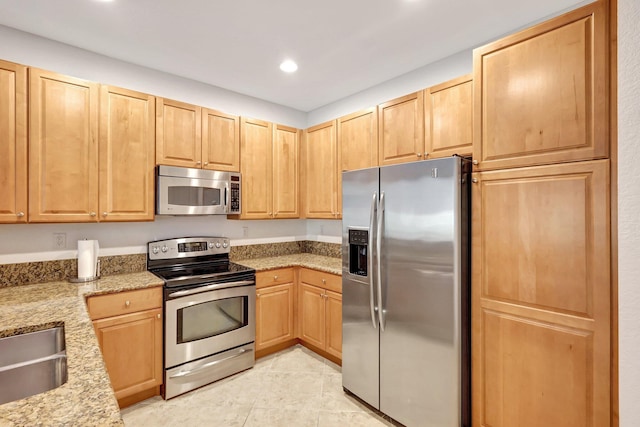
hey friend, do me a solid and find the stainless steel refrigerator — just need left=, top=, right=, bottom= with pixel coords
left=341, top=156, right=470, bottom=427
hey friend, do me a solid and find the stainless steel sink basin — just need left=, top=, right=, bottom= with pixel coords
left=0, top=326, right=68, bottom=404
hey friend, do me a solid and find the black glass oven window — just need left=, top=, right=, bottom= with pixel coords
left=177, top=296, right=247, bottom=343
left=168, top=186, right=221, bottom=207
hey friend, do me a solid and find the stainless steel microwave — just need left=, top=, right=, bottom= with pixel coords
left=156, top=166, right=241, bottom=215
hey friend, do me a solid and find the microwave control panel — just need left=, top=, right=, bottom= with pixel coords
left=229, top=174, right=241, bottom=213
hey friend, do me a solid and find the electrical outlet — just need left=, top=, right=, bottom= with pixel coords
left=53, top=233, right=66, bottom=249
left=242, top=227, right=249, bottom=238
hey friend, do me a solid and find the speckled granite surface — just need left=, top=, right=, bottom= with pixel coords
left=0, top=254, right=147, bottom=288
left=230, top=241, right=341, bottom=261
left=235, top=253, right=342, bottom=275
left=0, top=271, right=162, bottom=426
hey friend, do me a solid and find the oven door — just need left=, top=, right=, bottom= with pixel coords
left=165, top=283, right=255, bottom=368
left=157, top=175, right=229, bottom=215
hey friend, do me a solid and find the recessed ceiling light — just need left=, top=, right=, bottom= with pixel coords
left=279, top=60, right=298, bottom=73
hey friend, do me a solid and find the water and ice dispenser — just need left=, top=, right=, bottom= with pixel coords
left=348, top=229, right=369, bottom=276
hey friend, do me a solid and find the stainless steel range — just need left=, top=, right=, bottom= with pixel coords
left=147, top=237, right=256, bottom=400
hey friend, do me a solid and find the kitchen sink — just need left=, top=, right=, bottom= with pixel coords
left=0, top=326, right=68, bottom=404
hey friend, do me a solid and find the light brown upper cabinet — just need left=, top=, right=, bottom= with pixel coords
left=424, top=74, right=473, bottom=159
left=471, top=160, right=610, bottom=427
left=302, top=120, right=341, bottom=219
left=272, top=124, right=300, bottom=218
left=202, top=108, right=240, bottom=172
left=473, top=2, right=608, bottom=170
left=156, top=98, right=202, bottom=168
left=99, top=86, right=155, bottom=221
left=338, top=107, right=378, bottom=171
left=156, top=99, right=240, bottom=172
left=29, top=68, right=100, bottom=222
left=0, top=60, right=27, bottom=224
left=378, top=91, right=424, bottom=165
left=238, top=118, right=299, bottom=219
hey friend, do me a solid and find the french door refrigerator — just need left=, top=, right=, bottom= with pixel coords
left=342, top=156, right=470, bottom=427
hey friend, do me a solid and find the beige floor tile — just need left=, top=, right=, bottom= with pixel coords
left=318, top=410, right=393, bottom=427
left=269, top=345, right=327, bottom=373
left=243, top=407, right=320, bottom=427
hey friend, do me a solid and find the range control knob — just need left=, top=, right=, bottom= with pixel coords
left=161, top=245, right=168, bottom=253
left=222, top=242, right=229, bottom=248
left=215, top=242, right=221, bottom=248
left=208, top=242, right=214, bottom=249
left=152, top=246, right=159, bottom=254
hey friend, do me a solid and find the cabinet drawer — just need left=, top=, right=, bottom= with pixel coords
left=256, top=268, right=295, bottom=289
left=87, top=287, right=163, bottom=320
left=299, top=268, right=341, bottom=294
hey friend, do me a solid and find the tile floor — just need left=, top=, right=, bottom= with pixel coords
left=121, top=345, right=394, bottom=426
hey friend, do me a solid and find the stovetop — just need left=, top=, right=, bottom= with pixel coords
left=151, top=260, right=255, bottom=288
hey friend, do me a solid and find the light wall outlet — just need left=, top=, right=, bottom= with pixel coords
left=242, top=227, right=249, bottom=238
left=53, top=233, right=66, bottom=249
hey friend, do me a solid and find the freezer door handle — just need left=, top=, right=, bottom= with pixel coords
left=369, top=192, right=378, bottom=329
left=376, top=191, right=386, bottom=331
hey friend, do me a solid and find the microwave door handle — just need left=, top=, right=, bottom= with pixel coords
left=224, top=184, right=229, bottom=212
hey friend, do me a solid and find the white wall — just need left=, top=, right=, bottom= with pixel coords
left=618, top=0, right=639, bottom=424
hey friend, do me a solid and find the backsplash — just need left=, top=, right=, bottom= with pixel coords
left=0, top=254, right=146, bottom=288
left=0, top=241, right=341, bottom=287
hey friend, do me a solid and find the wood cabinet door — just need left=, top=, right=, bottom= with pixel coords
left=202, top=108, right=240, bottom=172
left=424, top=74, right=473, bottom=159
left=303, top=120, right=339, bottom=219
left=99, top=86, right=155, bottom=222
left=156, top=98, right=202, bottom=168
left=240, top=117, right=273, bottom=219
left=325, top=290, right=342, bottom=359
left=273, top=124, right=299, bottom=218
left=0, top=60, right=27, bottom=223
left=298, top=283, right=326, bottom=349
left=472, top=160, right=610, bottom=427
left=338, top=107, right=378, bottom=171
left=93, top=308, right=162, bottom=403
left=256, top=283, right=295, bottom=351
left=473, top=2, right=608, bottom=170
left=29, top=68, right=99, bottom=222
left=378, top=91, right=424, bottom=165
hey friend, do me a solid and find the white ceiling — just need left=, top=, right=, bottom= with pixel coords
left=0, top=0, right=588, bottom=112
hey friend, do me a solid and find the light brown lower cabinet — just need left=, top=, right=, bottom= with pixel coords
left=472, top=160, right=610, bottom=427
left=255, top=268, right=297, bottom=356
left=86, top=287, right=163, bottom=408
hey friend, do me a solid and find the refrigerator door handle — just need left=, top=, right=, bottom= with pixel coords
left=368, top=192, right=378, bottom=329
left=376, top=191, right=386, bottom=331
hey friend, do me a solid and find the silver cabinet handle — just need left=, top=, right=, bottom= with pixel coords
left=16, top=212, right=25, bottom=217
left=376, top=192, right=386, bottom=331
left=169, top=348, right=249, bottom=379
left=168, top=280, right=255, bottom=298
left=369, top=192, right=377, bottom=329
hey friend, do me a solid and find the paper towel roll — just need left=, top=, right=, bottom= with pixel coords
left=78, top=240, right=99, bottom=279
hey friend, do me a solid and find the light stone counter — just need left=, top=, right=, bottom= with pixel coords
left=235, top=253, right=342, bottom=276
left=0, top=271, right=162, bottom=426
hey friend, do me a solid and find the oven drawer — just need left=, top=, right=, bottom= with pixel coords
left=299, top=268, right=341, bottom=293
left=87, top=287, right=163, bottom=320
left=256, top=268, right=295, bottom=288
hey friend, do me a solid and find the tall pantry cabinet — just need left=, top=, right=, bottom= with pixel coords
left=471, top=2, right=612, bottom=427
left=0, top=60, right=27, bottom=223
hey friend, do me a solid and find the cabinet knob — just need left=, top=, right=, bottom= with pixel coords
left=157, top=313, right=161, bottom=319
left=204, top=162, right=209, bottom=166
left=125, top=300, right=131, bottom=307
left=90, top=212, right=96, bottom=217
left=322, top=279, right=326, bottom=284
left=268, top=212, right=272, bottom=217
left=424, top=152, right=428, bottom=158
left=102, top=212, right=108, bottom=217
left=472, top=178, right=479, bottom=184
left=196, top=161, right=201, bottom=165
left=472, top=160, right=479, bottom=165
left=416, top=153, right=422, bottom=157
left=257, top=293, right=261, bottom=298
left=16, top=212, right=24, bottom=217
left=274, top=275, right=278, bottom=280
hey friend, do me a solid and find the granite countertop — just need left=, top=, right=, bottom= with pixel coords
left=235, top=253, right=342, bottom=275
left=0, top=271, right=163, bottom=427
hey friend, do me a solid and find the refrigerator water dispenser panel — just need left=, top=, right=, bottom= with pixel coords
left=348, top=229, right=369, bottom=276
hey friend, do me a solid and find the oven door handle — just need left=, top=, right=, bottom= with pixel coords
left=168, top=280, right=255, bottom=298
left=169, top=348, right=249, bottom=380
